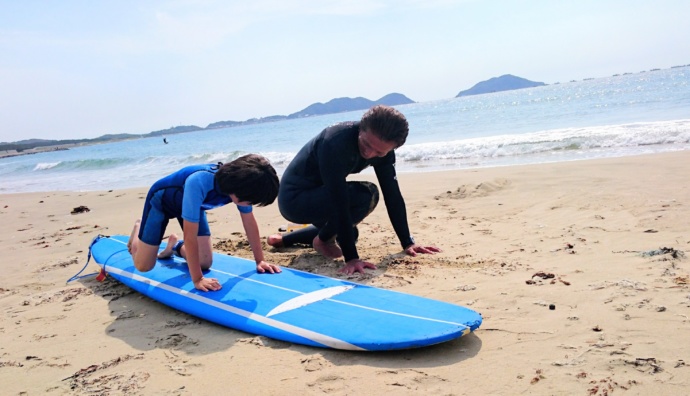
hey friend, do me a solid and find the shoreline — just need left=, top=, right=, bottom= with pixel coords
left=2, top=148, right=688, bottom=195
left=1, top=150, right=689, bottom=394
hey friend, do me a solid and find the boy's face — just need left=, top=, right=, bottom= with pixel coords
left=230, top=194, right=252, bottom=207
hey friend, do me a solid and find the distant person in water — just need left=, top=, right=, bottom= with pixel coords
left=268, top=105, right=440, bottom=275
left=163, top=137, right=168, bottom=144
left=128, top=154, right=281, bottom=292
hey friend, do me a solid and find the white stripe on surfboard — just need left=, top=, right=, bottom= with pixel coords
left=102, top=265, right=366, bottom=351
left=266, top=285, right=354, bottom=317
left=108, top=237, right=470, bottom=329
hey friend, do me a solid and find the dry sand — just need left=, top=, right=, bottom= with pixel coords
left=1, top=151, right=689, bottom=395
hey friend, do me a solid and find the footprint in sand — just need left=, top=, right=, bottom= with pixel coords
left=308, top=374, right=347, bottom=393
left=32, top=287, right=93, bottom=306
left=163, top=319, right=199, bottom=328
left=301, top=354, right=331, bottom=372
left=435, top=178, right=511, bottom=200
left=35, top=258, right=79, bottom=273
left=375, top=369, right=448, bottom=390
left=163, top=350, right=202, bottom=377
left=154, top=333, right=199, bottom=349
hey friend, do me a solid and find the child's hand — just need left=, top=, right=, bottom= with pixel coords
left=257, top=261, right=281, bottom=274
left=194, top=276, right=222, bottom=292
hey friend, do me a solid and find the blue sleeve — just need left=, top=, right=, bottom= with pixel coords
left=237, top=205, right=253, bottom=213
left=181, top=172, right=213, bottom=222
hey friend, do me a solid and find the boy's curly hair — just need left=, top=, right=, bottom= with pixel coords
left=215, top=154, right=279, bottom=206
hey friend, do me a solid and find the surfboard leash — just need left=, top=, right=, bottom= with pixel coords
left=66, top=234, right=108, bottom=284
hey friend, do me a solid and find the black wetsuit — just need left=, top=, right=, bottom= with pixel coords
left=278, top=121, right=414, bottom=262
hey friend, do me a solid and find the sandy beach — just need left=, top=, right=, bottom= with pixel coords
left=1, top=150, right=689, bottom=395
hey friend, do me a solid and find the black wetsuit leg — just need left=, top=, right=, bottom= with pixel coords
left=279, top=181, right=379, bottom=247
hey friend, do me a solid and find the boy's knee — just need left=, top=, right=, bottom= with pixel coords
left=200, top=259, right=213, bottom=271
left=132, top=250, right=158, bottom=272
left=134, top=259, right=156, bottom=273
left=366, top=182, right=380, bottom=208
left=347, top=181, right=380, bottom=224
left=358, top=181, right=380, bottom=212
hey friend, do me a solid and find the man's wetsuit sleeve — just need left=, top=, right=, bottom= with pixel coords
left=375, top=153, right=414, bottom=250
left=317, top=139, right=360, bottom=262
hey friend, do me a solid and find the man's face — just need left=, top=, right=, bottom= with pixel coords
left=358, top=129, right=397, bottom=160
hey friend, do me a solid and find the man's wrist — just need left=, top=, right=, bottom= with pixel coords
left=402, top=235, right=415, bottom=249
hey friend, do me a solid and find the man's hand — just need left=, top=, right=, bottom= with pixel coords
left=404, top=243, right=442, bottom=257
left=339, top=258, right=377, bottom=275
left=193, top=276, right=222, bottom=292
left=257, top=261, right=281, bottom=274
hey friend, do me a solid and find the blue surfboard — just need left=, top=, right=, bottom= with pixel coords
left=89, top=235, right=482, bottom=351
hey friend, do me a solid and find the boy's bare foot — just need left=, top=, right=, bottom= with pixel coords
left=127, top=219, right=141, bottom=254
left=313, top=235, right=342, bottom=259
left=158, top=233, right=178, bottom=259
left=267, top=234, right=284, bottom=248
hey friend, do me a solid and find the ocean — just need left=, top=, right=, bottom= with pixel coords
left=1, top=67, right=689, bottom=194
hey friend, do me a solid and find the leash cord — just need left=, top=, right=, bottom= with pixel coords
left=65, top=235, right=104, bottom=284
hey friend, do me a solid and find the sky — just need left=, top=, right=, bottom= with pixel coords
left=1, top=0, right=689, bottom=142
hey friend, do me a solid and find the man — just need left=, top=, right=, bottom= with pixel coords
left=268, top=105, right=440, bottom=274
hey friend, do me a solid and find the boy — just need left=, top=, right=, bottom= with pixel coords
left=128, top=154, right=281, bottom=292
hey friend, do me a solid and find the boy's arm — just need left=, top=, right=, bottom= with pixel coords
left=239, top=211, right=281, bottom=274
left=183, top=220, right=221, bottom=291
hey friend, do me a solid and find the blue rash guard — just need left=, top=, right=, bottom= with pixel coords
left=138, top=163, right=252, bottom=246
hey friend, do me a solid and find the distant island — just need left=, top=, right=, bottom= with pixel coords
left=0, top=93, right=414, bottom=156
left=456, top=74, right=546, bottom=97
left=207, top=93, right=413, bottom=129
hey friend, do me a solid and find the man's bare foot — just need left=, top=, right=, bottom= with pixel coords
left=158, top=233, right=178, bottom=259
left=267, top=234, right=284, bottom=248
left=313, top=236, right=342, bottom=259
left=127, top=219, right=141, bottom=255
